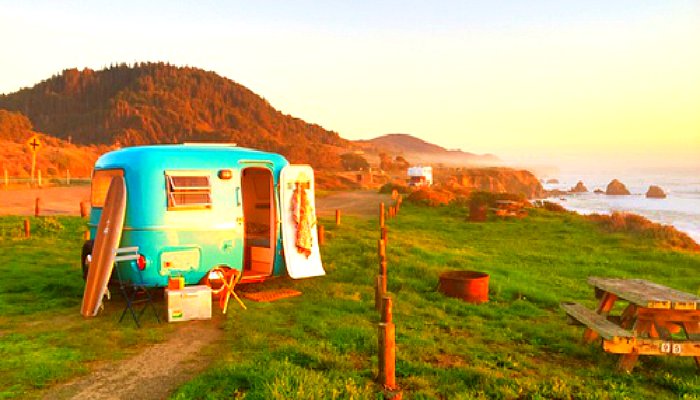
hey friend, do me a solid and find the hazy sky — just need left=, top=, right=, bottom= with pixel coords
left=1, top=1, right=698, bottom=169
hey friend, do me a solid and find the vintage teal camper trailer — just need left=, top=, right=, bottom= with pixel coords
left=82, top=144, right=324, bottom=287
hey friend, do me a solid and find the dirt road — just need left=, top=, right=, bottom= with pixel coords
left=0, top=186, right=389, bottom=218
left=0, top=186, right=90, bottom=216
left=316, top=190, right=391, bottom=218
left=45, top=320, right=224, bottom=400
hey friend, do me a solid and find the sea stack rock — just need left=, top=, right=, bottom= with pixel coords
left=606, top=179, right=631, bottom=195
left=594, top=189, right=604, bottom=194
left=546, top=178, right=559, bottom=184
left=570, top=181, right=588, bottom=193
left=646, top=185, right=667, bottom=199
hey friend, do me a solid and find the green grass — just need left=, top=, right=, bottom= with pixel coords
left=172, top=204, right=700, bottom=399
left=0, top=216, right=174, bottom=399
left=1, top=206, right=699, bottom=399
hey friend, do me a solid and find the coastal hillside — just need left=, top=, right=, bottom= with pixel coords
left=0, top=63, right=347, bottom=168
left=0, top=110, right=103, bottom=178
left=357, top=133, right=499, bottom=166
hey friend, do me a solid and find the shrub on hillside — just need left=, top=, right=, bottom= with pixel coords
left=588, top=212, right=699, bottom=251
left=540, top=201, right=568, bottom=212
left=378, top=183, right=409, bottom=194
left=407, top=188, right=454, bottom=206
left=340, top=153, right=369, bottom=171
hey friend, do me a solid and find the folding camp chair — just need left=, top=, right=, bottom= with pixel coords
left=208, top=267, right=246, bottom=314
left=114, top=247, right=161, bottom=328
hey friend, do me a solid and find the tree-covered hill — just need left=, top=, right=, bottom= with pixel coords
left=0, top=63, right=348, bottom=168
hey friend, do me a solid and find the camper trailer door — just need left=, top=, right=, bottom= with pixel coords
left=280, top=165, right=325, bottom=279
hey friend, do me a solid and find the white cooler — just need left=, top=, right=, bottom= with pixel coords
left=166, top=285, right=212, bottom=322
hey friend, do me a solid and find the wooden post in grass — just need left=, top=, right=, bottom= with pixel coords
left=80, top=201, right=90, bottom=218
left=375, top=239, right=387, bottom=310
left=24, top=218, right=30, bottom=238
left=381, top=226, right=388, bottom=246
left=66, top=169, right=71, bottom=185
left=34, top=197, right=41, bottom=217
left=380, top=202, right=385, bottom=228
left=317, top=224, right=325, bottom=246
left=396, top=195, right=402, bottom=215
left=378, top=295, right=397, bottom=390
left=335, top=209, right=341, bottom=225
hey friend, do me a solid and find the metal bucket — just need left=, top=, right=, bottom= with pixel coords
left=439, top=270, right=489, bottom=303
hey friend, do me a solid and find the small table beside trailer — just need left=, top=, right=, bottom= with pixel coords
left=561, top=277, right=700, bottom=372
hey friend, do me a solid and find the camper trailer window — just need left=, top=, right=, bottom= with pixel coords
left=166, top=173, right=212, bottom=209
left=91, top=169, right=125, bottom=208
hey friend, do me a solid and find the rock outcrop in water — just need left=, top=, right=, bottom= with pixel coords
left=454, top=168, right=545, bottom=198
left=594, top=189, right=604, bottom=194
left=546, top=178, right=559, bottom=184
left=606, top=179, right=631, bottom=195
left=646, top=185, right=667, bottom=199
left=570, top=181, right=588, bottom=193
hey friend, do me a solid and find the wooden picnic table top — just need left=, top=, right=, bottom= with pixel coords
left=588, top=277, right=700, bottom=310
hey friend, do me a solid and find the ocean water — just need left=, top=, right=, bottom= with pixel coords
left=542, top=168, right=700, bottom=243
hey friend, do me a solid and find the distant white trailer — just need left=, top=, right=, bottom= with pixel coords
left=407, top=166, right=433, bottom=187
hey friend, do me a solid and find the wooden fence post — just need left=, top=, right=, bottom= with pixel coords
left=381, top=226, right=388, bottom=246
left=378, top=295, right=397, bottom=390
left=24, top=218, right=30, bottom=238
left=80, top=201, right=90, bottom=218
left=34, top=198, right=41, bottom=217
left=380, top=202, right=385, bottom=228
left=66, top=169, right=71, bottom=185
left=317, top=224, right=325, bottom=246
left=335, top=209, right=341, bottom=225
left=375, top=239, right=387, bottom=310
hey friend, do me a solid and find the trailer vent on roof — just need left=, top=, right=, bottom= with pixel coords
left=166, top=172, right=212, bottom=210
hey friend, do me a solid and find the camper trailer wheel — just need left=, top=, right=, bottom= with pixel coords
left=81, top=240, right=94, bottom=280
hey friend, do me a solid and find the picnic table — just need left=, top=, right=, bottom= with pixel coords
left=561, top=277, right=700, bottom=372
left=492, top=200, right=527, bottom=218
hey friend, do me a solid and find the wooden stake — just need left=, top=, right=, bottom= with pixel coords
left=378, top=239, right=386, bottom=262
left=335, top=209, right=341, bottom=225
left=378, top=296, right=397, bottom=389
left=66, top=169, right=71, bottom=185
left=375, top=275, right=385, bottom=311
left=30, top=151, right=36, bottom=186
left=317, top=224, right=325, bottom=246
left=23, top=218, right=30, bottom=238
left=380, top=202, right=385, bottom=228
left=80, top=201, right=90, bottom=218
left=381, top=227, right=388, bottom=246
left=34, top=197, right=40, bottom=217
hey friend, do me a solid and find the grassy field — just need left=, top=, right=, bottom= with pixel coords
left=0, top=216, right=174, bottom=399
left=1, top=205, right=699, bottom=399
left=173, top=204, right=699, bottom=399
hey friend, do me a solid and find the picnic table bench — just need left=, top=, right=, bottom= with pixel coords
left=561, top=277, right=700, bottom=372
left=492, top=200, right=527, bottom=218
